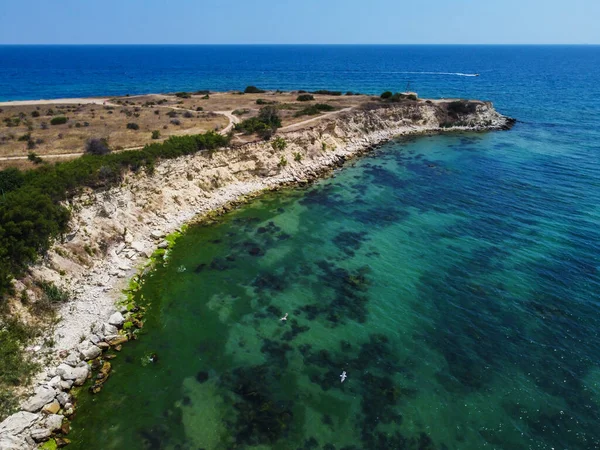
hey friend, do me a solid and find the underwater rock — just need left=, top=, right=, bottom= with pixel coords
left=196, top=371, right=209, bottom=383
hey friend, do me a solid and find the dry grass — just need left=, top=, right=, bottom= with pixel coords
left=0, top=91, right=376, bottom=167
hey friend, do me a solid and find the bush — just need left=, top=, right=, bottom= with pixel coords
left=244, top=86, right=266, bottom=94
left=380, top=91, right=393, bottom=99
left=27, top=152, right=43, bottom=164
left=183, top=111, right=194, bottom=118
left=175, top=92, right=191, bottom=99
left=447, top=100, right=477, bottom=115
left=196, top=107, right=203, bottom=112
left=151, top=130, right=161, bottom=139
left=312, top=90, right=342, bottom=96
left=235, top=106, right=281, bottom=135
left=31, top=111, right=40, bottom=118
left=294, top=103, right=336, bottom=117
left=170, top=119, right=181, bottom=126
left=256, top=99, right=270, bottom=105
left=195, top=90, right=210, bottom=95
left=232, top=109, right=250, bottom=116
left=297, top=94, right=314, bottom=102
left=126, top=122, right=140, bottom=130
left=50, top=116, right=68, bottom=125
left=271, top=137, right=287, bottom=151
left=85, top=138, right=111, bottom=155
left=17, top=133, right=31, bottom=142
left=293, top=152, right=302, bottom=162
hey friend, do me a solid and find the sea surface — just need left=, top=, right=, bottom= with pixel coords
left=8, top=46, right=600, bottom=449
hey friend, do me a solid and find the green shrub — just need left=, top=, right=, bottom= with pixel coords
left=232, top=109, right=250, bottom=116
left=85, top=138, right=111, bottom=155
left=151, top=130, right=161, bottom=139
left=50, top=116, right=68, bottom=125
left=18, top=133, right=31, bottom=142
left=293, top=152, right=302, bottom=162
left=380, top=91, right=393, bottom=99
left=256, top=99, right=274, bottom=105
left=294, top=103, right=336, bottom=117
left=312, top=90, right=342, bottom=96
left=196, top=107, right=203, bottom=112
left=37, top=280, right=69, bottom=303
left=244, top=86, right=265, bottom=94
left=27, top=152, right=43, bottom=164
left=278, top=156, right=288, bottom=167
left=126, top=122, right=140, bottom=130
left=183, top=111, right=194, bottom=118
left=31, top=111, right=40, bottom=118
left=235, top=106, right=281, bottom=137
left=447, top=100, right=476, bottom=115
left=271, top=137, right=287, bottom=151
left=297, top=94, right=314, bottom=102
left=175, top=92, right=191, bottom=99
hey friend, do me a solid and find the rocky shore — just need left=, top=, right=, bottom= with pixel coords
left=0, top=99, right=514, bottom=449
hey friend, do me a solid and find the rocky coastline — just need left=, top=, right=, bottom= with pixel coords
left=0, top=99, right=514, bottom=449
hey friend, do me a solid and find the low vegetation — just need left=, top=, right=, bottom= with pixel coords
left=244, top=86, right=266, bottom=94
left=85, top=137, right=111, bottom=155
left=296, top=94, right=314, bottom=102
left=50, top=116, right=68, bottom=126
left=380, top=91, right=418, bottom=102
left=294, top=103, right=336, bottom=117
left=312, top=90, right=342, bottom=96
left=235, top=106, right=281, bottom=138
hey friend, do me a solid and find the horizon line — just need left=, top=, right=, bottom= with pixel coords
left=0, top=43, right=598, bottom=46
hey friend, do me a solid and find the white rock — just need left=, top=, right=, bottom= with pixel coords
left=30, top=427, right=52, bottom=441
left=56, top=363, right=89, bottom=386
left=63, top=351, right=81, bottom=367
left=108, top=312, right=125, bottom=327
left=115, top=242, right=126, bottom=254
left=89, top=334, right=101, bottom=345
left=47, top=376, right=62, bottom=389
left=158, top=241, right=169, bottom=249
left=21, top=386, right=57, bottom=413
left=0, top=411, right=40, bottom=435
left=102, top=322, right=119, bottom=336
left=77, top=341, right=102, bottom=360
left=56, top=392, right=70, bottom=407
left=42, top=414, right=63, bottom=432
left=0, top=434, right=29, bottom=450
left=151, top=230, right=164, bottom=240
left=58, top=380, right=73, bottom=391
left=130, top=241, right=145, bottom=253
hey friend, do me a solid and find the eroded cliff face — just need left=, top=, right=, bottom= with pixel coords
left=1, top=100, right=513, bottom=449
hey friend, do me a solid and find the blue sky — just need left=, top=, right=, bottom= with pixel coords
left=1, top=0, right=599, bottom=44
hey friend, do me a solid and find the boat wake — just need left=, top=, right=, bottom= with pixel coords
left=391, top=71, right=480, bottom=77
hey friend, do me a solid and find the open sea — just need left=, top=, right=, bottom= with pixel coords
left=3, top=45, right=600, bottom=449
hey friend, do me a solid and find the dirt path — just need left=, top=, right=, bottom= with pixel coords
left=279, top=107, right=353, bottom=131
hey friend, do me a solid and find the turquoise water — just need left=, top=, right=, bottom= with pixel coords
left=25, top=45, right=598, bottom=449
left=67, top=128, right=600, bottom=448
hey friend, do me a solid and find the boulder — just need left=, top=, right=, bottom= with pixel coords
left=58, top=380, right=73, bottom=391
left=30, top=427, right=52, bottom=441
left=63, top=352, right=81, bottom=367
left=47, top=376, right=63, bottom=389
left=102, top=322, right=118, bottom=336
left=42, top=414, right=63, bottom=432
left=56, top=363, right=89, bottom=386
left=21, top=386, right=57, bottom=413
left=106, top=335, right=128, bottom=346
left=77, top=341, right=102, bottom=360
left=0, top=434, right=29, bottom=450
left=0, top=411, right=39, bottom=436
left=151, top=230, right=164, bottom=240
left=41, top=400, right=60, bottom=415
left=56, top=392, right=70, bottom=407
left=158, top=241, right=169, bottom=249
left=108, top=312, right=125, bottom=327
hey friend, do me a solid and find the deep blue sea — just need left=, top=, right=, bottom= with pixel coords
left=4, top=46, right=600, bottom=449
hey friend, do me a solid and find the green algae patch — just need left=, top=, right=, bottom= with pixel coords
left=39, top=438, right=57, bottom=450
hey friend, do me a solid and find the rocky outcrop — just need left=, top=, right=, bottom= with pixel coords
left=2, top=99, right=513, bottom=448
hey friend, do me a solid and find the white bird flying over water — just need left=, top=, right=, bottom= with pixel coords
left=280, top=313, right=288, bottom=321
left=340, top=371, right=347, bottom=383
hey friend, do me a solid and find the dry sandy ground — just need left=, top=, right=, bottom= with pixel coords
left=0, top=91, right=371, bottom=169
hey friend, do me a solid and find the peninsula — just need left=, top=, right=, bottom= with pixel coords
left=0, top=88, right=514, bottom=449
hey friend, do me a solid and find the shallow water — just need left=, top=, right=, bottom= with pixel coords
left=67, top=125, right=600, bottom=449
